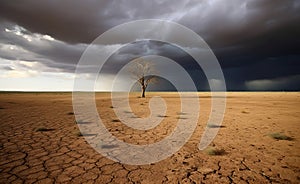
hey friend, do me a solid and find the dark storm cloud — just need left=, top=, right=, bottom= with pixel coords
left=1, top=0, right=299, bottom=45
left=103, top=40, right=203, bottom=74
left=0, top=0, right=299, bottom=90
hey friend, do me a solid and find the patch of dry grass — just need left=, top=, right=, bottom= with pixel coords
left=74, top=131, right=83, bottom=137
left=269, top=132, right=293, bottom=141
left=35, top=127, right=55, bottom=132
left=204, top=147, right=226, bottom=156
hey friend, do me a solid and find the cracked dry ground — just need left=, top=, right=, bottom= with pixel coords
left=0, top=92, right=299, bottom=183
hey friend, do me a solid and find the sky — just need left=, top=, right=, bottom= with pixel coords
left=0, top=0, right=299, bottom=91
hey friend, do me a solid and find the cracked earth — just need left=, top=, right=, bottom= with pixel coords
left=0, top=92, right=299, bottom=183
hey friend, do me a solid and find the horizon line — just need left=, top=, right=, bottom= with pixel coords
left=0, top=90, right=299, bottom=93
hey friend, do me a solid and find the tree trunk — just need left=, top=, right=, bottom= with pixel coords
left=141, top=86, right=146, bottom=98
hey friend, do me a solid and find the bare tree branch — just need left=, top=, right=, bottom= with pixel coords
left=128, top=58, right=157, bottom=97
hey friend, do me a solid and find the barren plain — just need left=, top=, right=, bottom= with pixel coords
left=0, top=92, right=299, bottom=183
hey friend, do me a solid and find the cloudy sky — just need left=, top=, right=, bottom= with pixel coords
left=0, top=0, right=299, bottom=91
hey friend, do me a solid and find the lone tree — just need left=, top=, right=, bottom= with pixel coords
left=129, top=59, right=157, bottom=98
